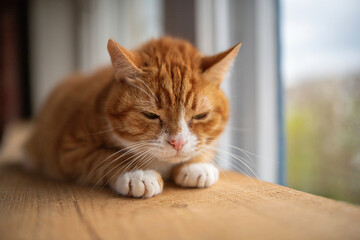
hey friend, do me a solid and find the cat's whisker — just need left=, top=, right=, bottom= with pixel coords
left=216, top=142, right=262, bottom=160
left=204, top=144, right=255, bottom=166
left=137, top=100, right=156, bottom=107
left=136, top=79, right=159, bottom=103
left=104, top=151, right=156, bottom=191
left=91, top=147, right=152, bottom=190
left=205, top=139, right=258, bottom=165
left=120, top=148, right=154, bottom=174
left=198, top=151, right=230, bottom=185
left=93, top=144, right=147, bottom=177
left=90, top=149, right=143, bottom=188
left=226, top=160, right=261, bottom=191
left=127, top=81, right=158, bottom=104
left=202, top=145, right=259, bottom=180
left=201, top=147, right=246, bottom=174
left=199, top=90, right=219, bottom=99
left=84, top=142, right=147, bottom=176
left=218, top=144, right=255, bottom=165
left=214, top=150, right=257, bottom=179
left=82, top=127, right=121, bottom=137
left=197, top=82, right=217, bottom=98
left=134, top=152, right=156, bottom=172
left=202, top=148, right=261, bottom=190
left=103, top=148, right=155, bottom=188
left=206, top=139, right=263, bottom=160
left=112, top=151, right=151, bottom=181
left=209, top=140, right=279, bottom=168
left=84, top=141, right=158, bottom=185
left=81, top=148, right=124, bottom=185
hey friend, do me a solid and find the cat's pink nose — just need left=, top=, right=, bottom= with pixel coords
left=168, top=134, right=187, bottom=151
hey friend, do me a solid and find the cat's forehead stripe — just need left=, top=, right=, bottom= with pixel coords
left=154, top=63, right=194, bottom=108
left=139, top=38, right=206, bottom=112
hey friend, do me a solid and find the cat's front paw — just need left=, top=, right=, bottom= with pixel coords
left=113, top=170, right=163, bottom=198
left=174, top=163, right=219, bottom=188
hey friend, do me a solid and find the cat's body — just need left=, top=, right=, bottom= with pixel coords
left=25, top=37, right=241, bottom=198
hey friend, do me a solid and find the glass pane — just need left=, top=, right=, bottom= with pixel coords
left=281, top=0, right=360, bottom=204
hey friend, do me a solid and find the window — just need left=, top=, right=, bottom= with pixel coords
left=281, top=0, right=360, bottom=204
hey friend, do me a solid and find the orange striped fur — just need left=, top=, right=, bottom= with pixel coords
left=25, top=37, right=241, bottom=197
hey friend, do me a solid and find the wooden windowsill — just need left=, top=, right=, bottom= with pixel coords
left=0, top=160, right=359, bottom=240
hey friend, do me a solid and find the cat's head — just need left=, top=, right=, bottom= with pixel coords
left=105, top=37, right=241, bottom=164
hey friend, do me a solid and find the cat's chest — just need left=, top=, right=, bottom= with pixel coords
left=147, top=161, right=175, bottom=180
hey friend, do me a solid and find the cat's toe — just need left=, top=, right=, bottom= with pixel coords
left=113, top=169, right=163, bottom=198
left=175, top=163, right=219, bottom=188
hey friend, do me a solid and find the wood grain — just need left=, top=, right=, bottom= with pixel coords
left=0, top=160, right=359, bottom=240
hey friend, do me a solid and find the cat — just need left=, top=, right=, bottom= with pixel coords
left=25, top=37, right=241, bottom=198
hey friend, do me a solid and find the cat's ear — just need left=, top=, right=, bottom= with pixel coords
left=201, top=42, right=242, bottom=84
left=107, top=38, right=142, bottom=80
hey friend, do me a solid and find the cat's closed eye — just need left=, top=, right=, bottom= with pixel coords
left=142, top=111, right=160, bottom=120
left=192, top=112, right=208, bottom=120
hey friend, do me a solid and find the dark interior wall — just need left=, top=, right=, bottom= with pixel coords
left=164, top=0, right=196, bottom=44
left=0, top=0, right=31, bottom=140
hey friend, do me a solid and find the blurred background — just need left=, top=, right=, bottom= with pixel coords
left=1, top=0, right=359, bottom=204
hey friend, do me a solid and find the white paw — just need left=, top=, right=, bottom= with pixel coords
left=113, top=170, right=163, bottom=198
left=174, top=163, right=219, bottom=188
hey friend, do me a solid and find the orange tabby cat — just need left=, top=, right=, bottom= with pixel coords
left=25, top=37, right=241, bottom=198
